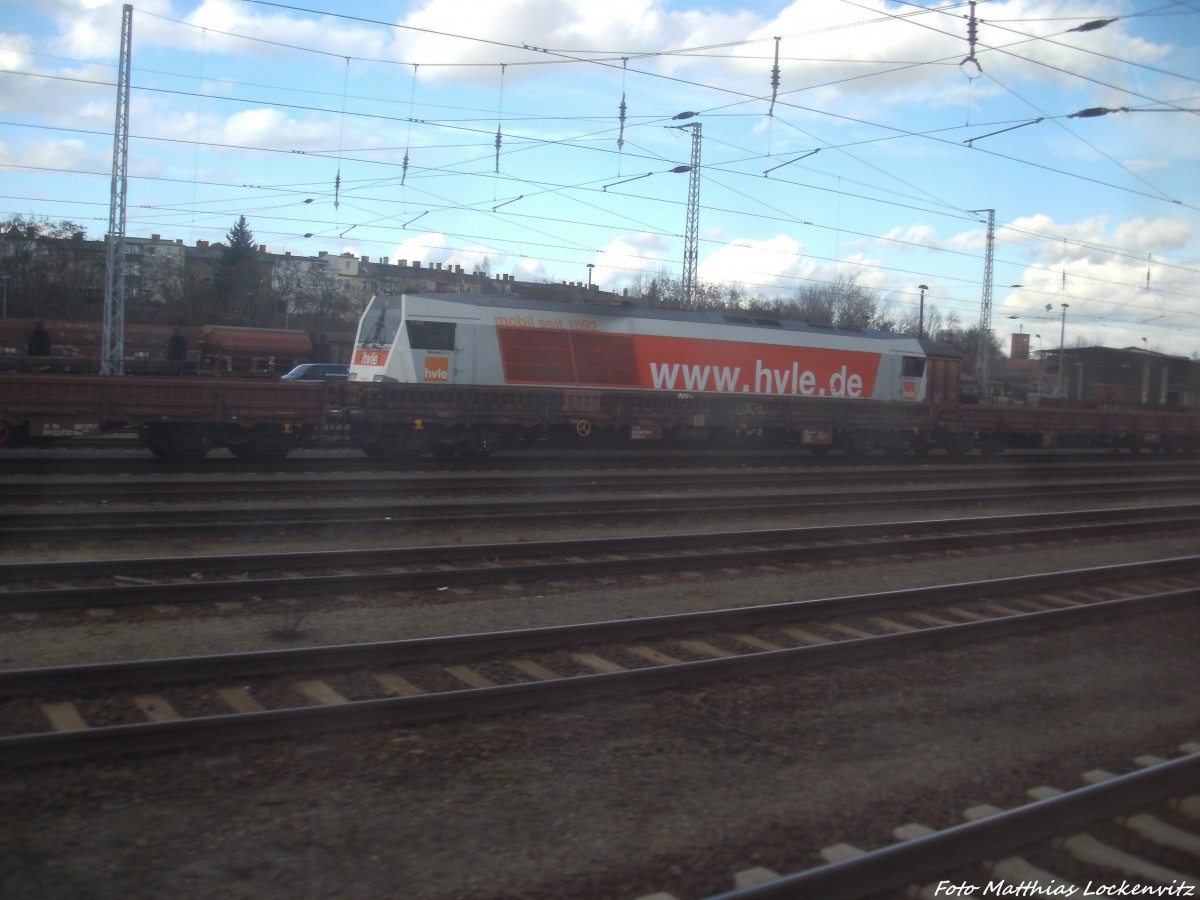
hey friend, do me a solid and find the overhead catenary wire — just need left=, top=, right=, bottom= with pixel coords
left=5, top=97, right=1197, bottom=284
left=333, top=57, right=349, bottom=210
left=4, top=2, right=1198, bottom=343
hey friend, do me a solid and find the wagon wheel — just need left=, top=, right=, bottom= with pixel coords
left=228, top=432, right=299, bottom=463
left=142, top=425, right=213, bottom=463
left=428, top=439, right=459, bottom=461
left=574, top=419, right=592, bottom=438
left=461, top=432, right=497, bottom=459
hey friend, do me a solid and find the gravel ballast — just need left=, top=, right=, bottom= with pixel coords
left=2, top=484, right=1198, bottom=898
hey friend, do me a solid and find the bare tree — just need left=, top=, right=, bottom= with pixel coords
left=763, top=275, right=881, bottom=328
left=1, top=216, right=93, bottom=319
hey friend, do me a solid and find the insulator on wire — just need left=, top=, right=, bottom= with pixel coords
left=769, top=36, right=781, bottom=117
left=494, top=64, right=506, bottom=174
left=617, top=58, right=629, bottom=155
left=960, top=0, right=982, bottom=78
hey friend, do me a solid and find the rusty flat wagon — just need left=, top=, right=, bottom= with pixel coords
left=0, top=372, right=326, bottom=461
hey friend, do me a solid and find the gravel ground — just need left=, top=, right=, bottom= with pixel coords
left=1, top=488, right=1198, bottom=898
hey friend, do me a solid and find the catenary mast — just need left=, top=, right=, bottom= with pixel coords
left=680, top=123, right=701, bottom=307
left=102, top=4, right=133, bottom=375
left=972, top=208, right=995, bottom=393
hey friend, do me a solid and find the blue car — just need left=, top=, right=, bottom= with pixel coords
left=281, top=363, right=350, bottom=382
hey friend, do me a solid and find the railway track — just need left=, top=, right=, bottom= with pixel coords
left=2, top=557, right=1197, bottom=765
left=3, top=506, right=1200, bottom=615
left=4, top=473, right=1200, bottom=544
left=3, top=458, right=1199, bottom=506
left=674, top=746, right=1200, bottom=898
left=0, top=446, right=1181, bottom=477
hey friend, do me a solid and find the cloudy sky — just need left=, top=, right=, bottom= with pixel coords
left=2, top=0, right=1198, bottom=355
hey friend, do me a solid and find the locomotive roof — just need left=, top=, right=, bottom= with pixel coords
left=917, top=338, right=963, bottom=359
left=400, top=292, right=918, bottom=344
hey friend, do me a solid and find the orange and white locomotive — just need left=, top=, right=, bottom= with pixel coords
left=349, top=293, right=931, bottom=402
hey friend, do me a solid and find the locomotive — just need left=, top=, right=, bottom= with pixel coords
left=351, top=293, right=931, bottom=399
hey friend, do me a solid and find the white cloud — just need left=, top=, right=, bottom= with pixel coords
left=394, top=0, right=763, bottom=78
left=391, top=231, right=456, bottom=267
left=999, top=215, right=1200, bottom=357
left=386, top=232, right=518, bottom=276
left=593, top=232, right=674, bottom=290
left=1124, top=158, right=1170, bottom=172
left=699, top=234, right=807, bottom=290
left=879, top=224, right=943, bottom=251
left=221, top=108, right=334, bottom=149
left=0, top=137, right=103, bottom=174
left=184, top=0, right=392, bottom=59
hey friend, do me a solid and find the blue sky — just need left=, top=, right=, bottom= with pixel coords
left=2, top=0, right=1198, bottom=356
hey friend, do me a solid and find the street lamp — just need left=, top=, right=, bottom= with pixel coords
left=1035, top=334, right=1043, bottom=400
left=1141, top=337, right=1150, bottom=404
left=1057, top=303, right=1069, bottom=399
left=917, top=284, right=928, bottom=340
left=587, top=264, right=595, bottom=289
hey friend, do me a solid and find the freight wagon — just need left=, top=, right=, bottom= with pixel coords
left=0, top=317, right=355, bottom=376
left=0, top=372, right=325, bottom=461
left=934, top=401, right=1200, bottom=456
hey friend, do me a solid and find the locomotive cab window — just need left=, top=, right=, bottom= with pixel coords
left=407, top=320, right=456, bottom=351
left=358, top=295, right=405, bottom=348
left=902, top=356, right=926, bottom=378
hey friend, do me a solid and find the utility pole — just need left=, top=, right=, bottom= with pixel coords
left=102, top=4, right=132, bottom=375
left=1058, top=303, right=1069, bottom=399
left=918, top=284, right=928, bottom=340
left=971, top=208, right=995, bottom=395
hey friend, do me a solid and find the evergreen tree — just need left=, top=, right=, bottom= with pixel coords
left=223, top=215, right=257, bottom=264
left=215, top=216, right=268, bottom=325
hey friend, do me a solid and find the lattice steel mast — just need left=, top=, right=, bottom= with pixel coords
left=679, top=123, right=701, bottom=306
left=102, top=4, right=132, bottom=375
left=972, top=208, right=995, bottom=393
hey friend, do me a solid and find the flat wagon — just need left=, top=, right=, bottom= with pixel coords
left=0, top=372, right=325, bottom=461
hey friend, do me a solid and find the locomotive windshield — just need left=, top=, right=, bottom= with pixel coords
left=358, top=295, right=405, bottom=348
